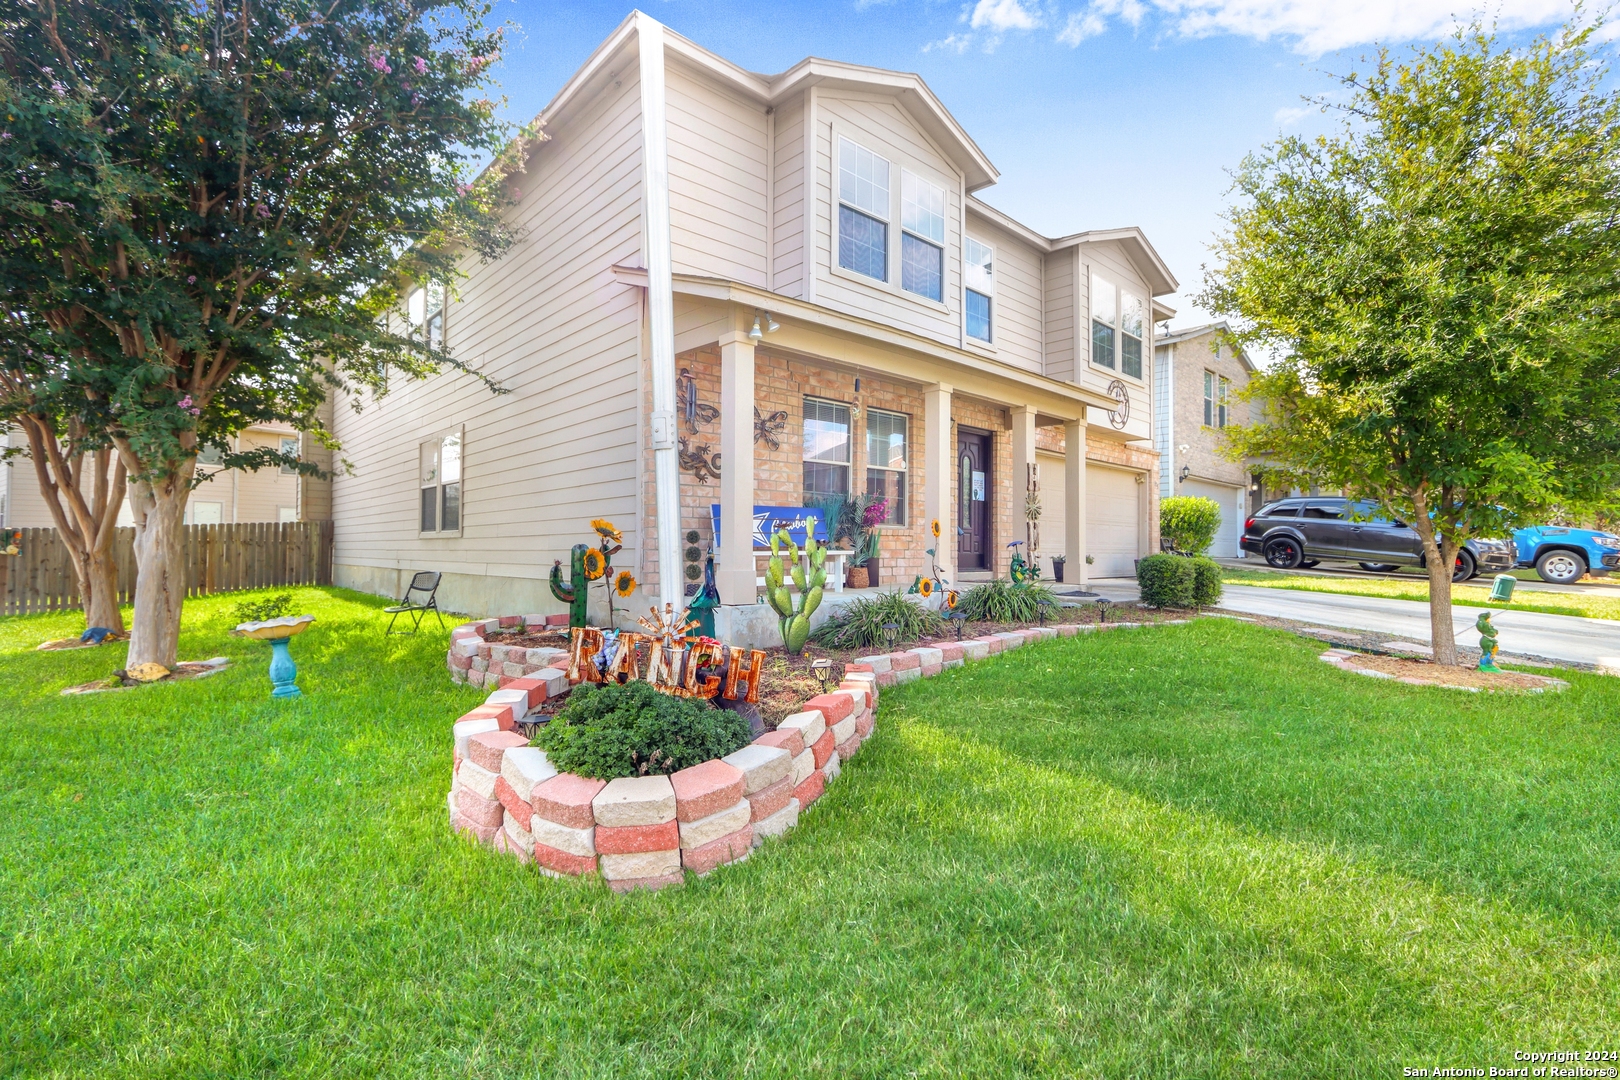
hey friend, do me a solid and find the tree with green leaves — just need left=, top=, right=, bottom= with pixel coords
left=1204, top=23, right=1620, bottom=665
left=0, top=0, right=530, bottom=666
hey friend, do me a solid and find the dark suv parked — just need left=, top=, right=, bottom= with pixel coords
left=1238, top=497, right=1516, bottom=581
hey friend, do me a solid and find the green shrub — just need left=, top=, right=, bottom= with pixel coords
left=809, top=590, right=944, bottom=649
left=536, top=681, right=751, bottom=780
left=232, top=592, right=294, bottom=624
left=1160, top=496, right=1222, bottom=554
left=1137, top=553, right=1196, bottom=609
left=958, top=578, right=1060, bottom=623
left=1190, top=556, right=1224, bottom=607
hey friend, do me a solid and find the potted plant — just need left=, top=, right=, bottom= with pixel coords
left=852, top=495, right=887, bottom=587
left=1051, top=555, right=1066, bottom=583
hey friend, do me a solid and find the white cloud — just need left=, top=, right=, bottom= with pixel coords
left=969, top=0, right=1043, bottom=31
left=923, top=31, right=976, bottom=52
left=1273, top=104, right=1311, bottom=126
left=1053, top=0, right=1577, bottom=54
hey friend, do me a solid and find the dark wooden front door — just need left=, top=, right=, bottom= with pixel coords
left=957, top=429, right=991, bottom=570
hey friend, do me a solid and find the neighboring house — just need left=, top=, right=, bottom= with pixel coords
left=0, top=421, right=332, bottom=528
left=331, top=13, right=1178, bottom=629
left=1152, top=321, right=1258, bottom=559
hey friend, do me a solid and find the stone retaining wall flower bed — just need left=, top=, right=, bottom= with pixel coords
left=445, top=618, right=1158, bottom=891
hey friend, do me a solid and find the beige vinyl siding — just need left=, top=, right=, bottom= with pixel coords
left=1043, top=246, right=1075, bottom=382
left=665, top=62, right=769, bottom=287
left=1, top=428, right=56, bottom=527
left=330, top=63, right=648, bottom=608
left=770, top=93, right=807, bottom=298
left=233, top=428, right=302, bottom=521
left=1077, top=240, right=1153, bottom=444
left=811, top=94, right=964, bottom=349
left=966, top=215, right=1043, bottom=375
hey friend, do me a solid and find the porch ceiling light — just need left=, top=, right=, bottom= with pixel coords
left=765, top=312, right=780, bottom=333
left=749, top=315, right=763, bottom=341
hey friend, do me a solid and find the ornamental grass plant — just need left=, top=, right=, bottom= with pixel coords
left=808, top=589, right=944, bottom=650
left=957, top=579, right=1059, bottom=623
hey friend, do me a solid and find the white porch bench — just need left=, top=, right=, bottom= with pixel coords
left=754, top=548, right=854, bottom=594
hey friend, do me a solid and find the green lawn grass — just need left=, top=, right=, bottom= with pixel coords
left=1222, top=565, right=1620, bottom=621
left=3, top=588, right=1617, bottom=1077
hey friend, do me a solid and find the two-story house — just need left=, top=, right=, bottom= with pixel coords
left=331, top=12, right=1178, bottom=636
left=1152, top=321, right=1258, bottom=558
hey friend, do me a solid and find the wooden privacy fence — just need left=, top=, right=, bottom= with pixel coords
left=0, top=520, right=333, bottom=616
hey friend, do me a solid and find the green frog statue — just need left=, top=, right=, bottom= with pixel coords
left=1476, top=611, right=1502, bottom=673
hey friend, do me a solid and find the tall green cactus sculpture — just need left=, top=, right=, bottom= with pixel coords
left=549, top=544, right=591, bottom=629
left=765, top=528, right=826, bottom=654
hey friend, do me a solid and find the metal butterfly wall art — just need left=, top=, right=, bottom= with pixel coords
left=754, top=407, right=788, bottom=450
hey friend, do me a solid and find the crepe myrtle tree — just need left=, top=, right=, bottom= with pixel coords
left=1205, top=23, right=1620, bottom=665
left=0, top=0, right=535, bottom=667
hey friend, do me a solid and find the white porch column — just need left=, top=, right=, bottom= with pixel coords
left=637, top=16, right=682, bottom=610
left=1010, top=405, right=1037, bottom=558
left=717, top=332, right=756, bottom=605
left=924, top=384, right=954, bottom=582
left=1065, top=418, right=1088, bottom=588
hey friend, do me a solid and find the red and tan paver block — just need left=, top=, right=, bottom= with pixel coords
left=678, top=799, right=751, bottom=849
left=907, top=646, right=943, bottom=669
left=530, top=815, right=595, bottom=857
left=775, top=710, right=826, bottom=751
left=459, top=702, right=516, bottom=729
left=466, top=730, right=527, bottom=774
left=607, top=871, right=685, bottom=893
left=455, top=786, right=504, bottom=828
left=822, top=751, right=842, bottom=783
left=790, top=747, right=816, bottom=786
left=456, top=760, right=500, bottom=801
left=746, top=775, right=793, bottom=822
left=837, top=732, right=862, bottom=761
left=920, top=663, right=943, bottom=678
left=792, top=769, right=826, bottom=810
left=962, top=640, right=991, bottom=661
left=671, top=759, right=745, bottom=822
left=889, top=651, right=921, bottom=671
left=533, top=843, right=597, bottom=877
left=980, top=635, right=1004, bottom=655
left=452, top=812, right=499, bottom=845
left=810, top=729, right=837, bottom=769
left=752, top=797, right=799, bottom=844
left=855, top=713, right=875, bottom=739
left=545, top=613, right=570, bottom=627
left=598, top=848, right=682, bottom=882
left=502, top=811, right=535, bottom=857
left=531, top=773, right=606, bottom=829
left=876, top=671, right=898, bottom=688
left=594, top=819, right=680, bottom=855
left=452, top=716, right=505, bottom=760
left=502, top=747, right=556, bottom=806
left=593, top=775, right=677, bottom=827
left=830, top=715, right=858, bottom=746
left=720, top=744, right=792, bottom=794
left=494, top=775, right=534, bottom=830
left=851, top=654, right=892, bottom=673
left=936, top=642, right=965, bottom=663
left=753, top=727, right=805, bottom=759
left=683, top=825, right=752, bottom=875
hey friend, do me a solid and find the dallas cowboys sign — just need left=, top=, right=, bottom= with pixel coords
left=710, top=505, right=830, bottom=550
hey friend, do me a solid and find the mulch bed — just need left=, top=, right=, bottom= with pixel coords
left=37, top=633, right=129, bottom=652
left=62, top=659, right=231, bottom=695
left=1336, top=652, right=1568, bottom=692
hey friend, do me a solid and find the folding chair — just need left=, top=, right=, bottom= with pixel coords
left=386, top=571, right=445, bottom=634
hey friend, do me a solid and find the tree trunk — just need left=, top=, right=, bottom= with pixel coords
left=18, top=418, right=127, bottom=634
left=125, top=464, right=194, bottom=670
left=1407, top=493, right=1459, bottom=665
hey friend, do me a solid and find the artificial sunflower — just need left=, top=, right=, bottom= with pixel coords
left=930, top=519, right=941, bottom=538
left=919, top=577, right=935, bottom=598
left=613, top=570, right=637, bottom=597
left=944, top=589, right=958, bottom=610
left=582, top=548, right=607, bottom=580
left=591, top=518, right=623, bottom=544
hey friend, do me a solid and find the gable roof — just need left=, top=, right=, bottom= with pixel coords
left=1157, top=321, right=1258, bottom=373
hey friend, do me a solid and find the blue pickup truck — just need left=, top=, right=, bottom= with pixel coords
left=1512, top=525, right=1620, bottom=584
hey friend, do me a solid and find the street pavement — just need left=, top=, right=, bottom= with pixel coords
left=1216, top=583, right=1620, bottom=668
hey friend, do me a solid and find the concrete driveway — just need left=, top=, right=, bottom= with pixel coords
left=1217, top=583, right=1620, bottom=668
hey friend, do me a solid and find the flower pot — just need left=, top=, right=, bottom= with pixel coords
left=846, top=566, right=870, bottom=589
left=864, top=557, right=880, bottom=587
left=1052, top=558, right=1066, bottom=583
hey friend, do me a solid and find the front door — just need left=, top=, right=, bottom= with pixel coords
left=957, top=429, right=991, bottom=570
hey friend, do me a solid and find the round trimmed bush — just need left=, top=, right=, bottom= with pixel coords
left=536, top=680, right=751, bottom=780
left=1190, top=555, right=1224, bottom=607
left=1160, top=496, right=1222, bottom=554
left=1137, top=552, right=1196, bottom=609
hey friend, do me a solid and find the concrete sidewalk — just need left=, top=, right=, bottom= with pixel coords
left=1217, top=584, right=1620, bottom=668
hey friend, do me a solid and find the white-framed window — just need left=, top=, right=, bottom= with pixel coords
left=1204, top=371, right=1230, bottom=428
left=406, top=282, right=445, bottom=348
left=419, top=428, right=463, bottom=534
left=279, top=435, right=299, bottom=476
left=965, top=237, right=994, bottom=342
left=1119, top=289, right=1144, bottom=379
left=900, top=169, right=945, bottom=302
left=837, top=138, right=889, bottom=283
left=197, top=444, right=225, bottom=466
left=190, top=501, right=223, bottom=525
left=802, top=397, right=851, bottom=498
left=864, top=408, right=908, bottom=524
left=278, top=506, right=298, bottom=523
left=1092, top=273, right=1117, bottom=370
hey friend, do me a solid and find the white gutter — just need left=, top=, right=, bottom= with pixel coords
left=638, top=15, right=683, bottom=613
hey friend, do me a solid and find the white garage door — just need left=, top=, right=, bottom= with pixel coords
left=1180, top=480, right=1244, bottom=559
left=1087, top=465, right=1141, bottom=578
left=1036, top=452, right=1066, bottom=577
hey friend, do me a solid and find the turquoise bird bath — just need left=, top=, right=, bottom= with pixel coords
left=232, top=615, right=315, bottom=699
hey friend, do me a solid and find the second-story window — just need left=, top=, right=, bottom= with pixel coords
left=1120, top=289, right=1144, bottom=379
left=407, top=282, right=446, bottom=348
left=965, top=237, right=994, bottom=342
left=1204, top=371, right=1230, bottom=428
left=803, top=397, right=852, bottom=497
left=280, top=435, right=300, bottom=475
left=838, top=138, right=889, bottom=282
left=900, top=170, right=945, bottom=302
left=1092, top=273, right=1116, bottom=370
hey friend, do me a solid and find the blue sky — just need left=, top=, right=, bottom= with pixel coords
left=484, top=0, right=1589, bottom=326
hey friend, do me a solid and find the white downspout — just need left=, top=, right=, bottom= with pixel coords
left=638, top=16, right=683, bottom=612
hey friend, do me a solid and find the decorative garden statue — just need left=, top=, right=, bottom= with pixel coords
left=1476, top=611, right=1502, bottom=673
left=550, top=544, right=592, bottom=629
left=765, top=528, right=825, bottom=654
left=687, top=555, right=720, bottom=639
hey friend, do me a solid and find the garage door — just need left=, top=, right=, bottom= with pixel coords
left=1180, top=480, right=1244, bottom=559
left=1036, top=452, right=1066, bottom=577
left=1087, top=465, right=1141, bottom=578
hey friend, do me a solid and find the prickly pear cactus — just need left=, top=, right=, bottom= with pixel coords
left=764, top=529, right=826, bottom=654
left=549, top=544, right=591, bottom=629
